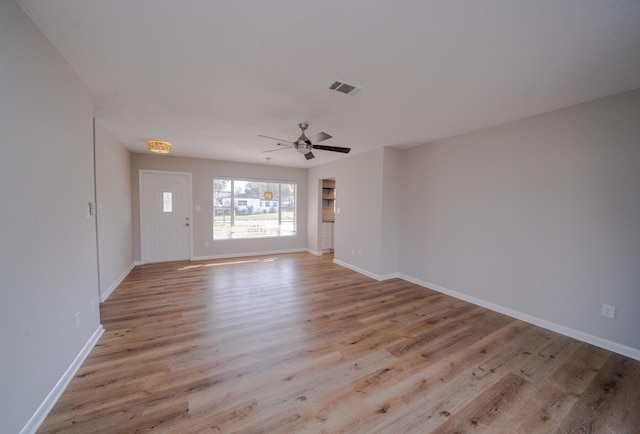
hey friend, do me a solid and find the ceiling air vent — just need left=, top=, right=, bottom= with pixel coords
left=329, top=80, right=364, bottom=96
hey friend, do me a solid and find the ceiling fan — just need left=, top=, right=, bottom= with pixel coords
left=259, top=123, right=351, bottom=160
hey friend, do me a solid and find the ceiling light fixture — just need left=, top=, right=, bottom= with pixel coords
left=148, top=140, right=171, bottom=154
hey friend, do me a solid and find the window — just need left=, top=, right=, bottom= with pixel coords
left=213, top=179, right=296, bottom=239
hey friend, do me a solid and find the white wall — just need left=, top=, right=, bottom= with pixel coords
left=0, top=1, right=101, bottom=432
left=380, top=147, right=402, bottom=277
left=95, top=122, right=133, bottom=301
left=399, top=90, right=640, bottom=353
left=308, top=148, right=386, bottom=277
left=306, top=178, right=324, bottom=254
left=131, top=154, right=308, bottom=261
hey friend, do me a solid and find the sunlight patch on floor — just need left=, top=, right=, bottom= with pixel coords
left=177, top=257, right=279, bottom=271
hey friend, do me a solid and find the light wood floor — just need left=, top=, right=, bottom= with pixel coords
left=39, top=253, right=640, bottom=433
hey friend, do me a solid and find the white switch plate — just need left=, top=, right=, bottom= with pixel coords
left=601, top=304, right=615, bottom=319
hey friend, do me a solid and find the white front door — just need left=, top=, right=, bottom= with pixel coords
left=140, top=171, right=192, bottom=263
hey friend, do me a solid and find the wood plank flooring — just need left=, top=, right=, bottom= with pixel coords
left=38, top=253, right=640, bottom=433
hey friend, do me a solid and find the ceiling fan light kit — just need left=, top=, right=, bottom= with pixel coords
left=259, top=122, right=351, bottom=160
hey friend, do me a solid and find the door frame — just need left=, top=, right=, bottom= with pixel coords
left=139, top=169, right=193, bottom=264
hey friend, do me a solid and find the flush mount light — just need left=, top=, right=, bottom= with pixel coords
left=148, top=140, right=171, bottom=154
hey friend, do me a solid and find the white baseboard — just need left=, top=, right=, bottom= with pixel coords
left=100, top=263, right=134, bottom=303
left=333, top=259, right=381, bottom=280
left=21, top=325, right=105, bottom=434
left=191, top=248, right=307, bottom=261
left=399, top=274, right=640, bottom=362
left=332, top=259, right=400, bottom=282
left=307, top=249, right=323, bottom=256
left=379, top=272, right=401, bottom=281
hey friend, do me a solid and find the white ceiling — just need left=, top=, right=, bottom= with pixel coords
left=18, top=0, right=640, bottom=168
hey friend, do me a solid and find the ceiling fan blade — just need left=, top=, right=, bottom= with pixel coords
left=312, top=144, right=351, bottom=154
left=258, top=134, right=295, bottom=144
left=262, top=145, right=292, bottom=153
left=309, top=131, right=332, bottom=143
left=305, top=151, right=315, bottom=160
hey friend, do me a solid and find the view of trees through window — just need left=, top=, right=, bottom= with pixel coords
left=213, top=179, right=296, bottom=239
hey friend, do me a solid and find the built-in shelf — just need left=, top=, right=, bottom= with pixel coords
left=322, top=179, right=336, bottom=223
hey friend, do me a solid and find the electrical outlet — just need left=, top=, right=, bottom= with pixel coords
left=357, top=250, right=362, bottom=258
left=205, top=242, right=210, bottom=248
left=74, top=312, right=81, bottom=329
left=351, top=248, right=355, bottom=256
left=601, top=304, right=615, bottom=319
